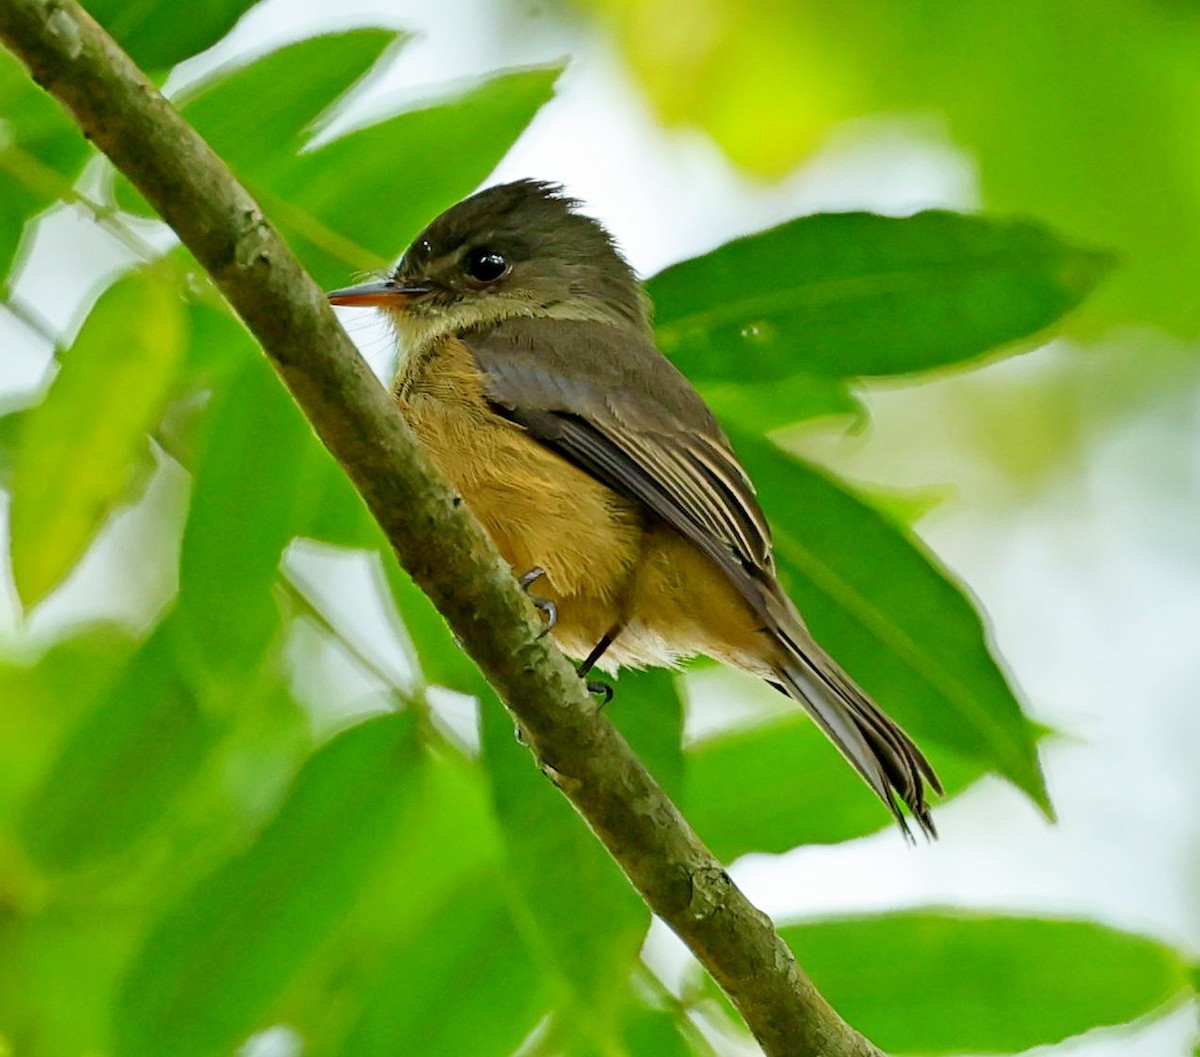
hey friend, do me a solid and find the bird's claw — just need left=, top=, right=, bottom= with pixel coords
left=518, top=566, right=557, bottom=637
left=585, top=678, right=614, bottom=707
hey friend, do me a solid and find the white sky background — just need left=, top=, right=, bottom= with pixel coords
left=3, top=0, right=1199, bottom=1054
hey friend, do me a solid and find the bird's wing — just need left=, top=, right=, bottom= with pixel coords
left=462, top=318, right=775, bottom=597
left=465, top=318, right=941, bottom=836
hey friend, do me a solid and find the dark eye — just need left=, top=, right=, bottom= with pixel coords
left=464, top=248, right=509, bottom=283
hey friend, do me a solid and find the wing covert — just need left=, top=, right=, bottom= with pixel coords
left=463, top=319, right=774, bottom=588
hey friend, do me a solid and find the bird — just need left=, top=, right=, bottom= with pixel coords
left=327, top=178, right=941, bottom=837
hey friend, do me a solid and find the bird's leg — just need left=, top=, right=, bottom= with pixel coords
left=518, top=566, right=557, bottom=637
left=577, top=628, right=618, bottom=677
left=578, top=626, right=622, bottom=707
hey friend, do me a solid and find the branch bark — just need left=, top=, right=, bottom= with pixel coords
left=0, top=3, right=885, bottom=1054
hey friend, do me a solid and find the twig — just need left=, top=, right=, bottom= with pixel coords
left=0, top=4, right=885, bottom=1054
left=1, top=287, right=64, bottom=352
left=0, top=139, right=162, bottom=261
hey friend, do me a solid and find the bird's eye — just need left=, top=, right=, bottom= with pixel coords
left=464, top=248, right=509, bottom=283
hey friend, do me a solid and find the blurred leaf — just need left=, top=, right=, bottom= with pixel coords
left=0, top=905, right=135, bottom=1057
left=0, top=626, right=138, bottom=820
left=381, top=557, right=489, bottom=693
left=295, top=429, right=384, bottom=554
left=296, top=444, right=500, bottom=697
left=20, top=620, right=217, bottom=871
left=480, top=696, right=647, bottom=1044
left=330, top=877, right=546, bottom=1057
left=298, top=425, right=667, bottom=1041
left=854, top=481, right=953, bottom=529
left=701, top=373, right=860, bottom=433
left=114, top=711, right=423, bottom=1057
left=590, top=0, right=1195, bottom=335
left=179, top=292, right=258, bottom=383
left=650, top=211, right=1110, bottom=381
left=174, top=352, right=318, bottom=681
left=576, top=0, right=856, bottom=176
left=154, top=299, right=257, bottom=471
left=868, top=1, right=1200, bottom=335
left=0, top=406, right=26, bottom=492
left=338, top=751, right=501, bottom=940
left=84, top=0, right=261, bottom=71
left=126, top=58, right=561, bottom=285
left=114, top=31, right=404, bottom=218
left=686, top=713, right=1017, bottom=854
left=276, top=66, right=561, bottom=285
left=290, top=401, right=494, bottom=699
left=730, top=434, right=1047, bottom=809
left=606, top=667, right=685, bottom=802
left=9, top=268, right=185, bottom=608
left=622, top=1003, right=695, bottom=1057
left=280, top=751, right=504, bottom=1053
left=781, top=911, right=1192, bottom=1054
left=0, top=192, right=30, bottom=284
left=180, top=31, right=399, bottom=179
left=0, top=646, right=307, bottom=1057
left=0, top=49, right=93, bottom=279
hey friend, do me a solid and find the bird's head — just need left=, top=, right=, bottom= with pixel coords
left=327, top=179, right=650, bottom=351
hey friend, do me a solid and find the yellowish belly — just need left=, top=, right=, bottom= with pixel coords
left=394, top=336, right=771, bottom=676
left=395, top=338, right=645, bottom=660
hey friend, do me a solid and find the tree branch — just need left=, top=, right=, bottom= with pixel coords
left=0, top=3, right=884, bottom=1054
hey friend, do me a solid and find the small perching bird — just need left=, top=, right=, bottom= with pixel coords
left=328, top=180, right=941, bottom=837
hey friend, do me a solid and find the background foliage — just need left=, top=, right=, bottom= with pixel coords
left=0, top=2, right=1196, bottom=1055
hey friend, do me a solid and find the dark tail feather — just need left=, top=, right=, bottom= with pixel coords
left=773, top=638, right=942, bottom=840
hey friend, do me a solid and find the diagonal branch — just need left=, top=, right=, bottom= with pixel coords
left=0, top=3, right=884, bottom=1054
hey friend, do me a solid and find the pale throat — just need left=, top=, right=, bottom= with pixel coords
left=381, top=291, right=647, bottom=364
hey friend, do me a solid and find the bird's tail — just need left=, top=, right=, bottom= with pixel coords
left=771, top=625, right=942, bottom=839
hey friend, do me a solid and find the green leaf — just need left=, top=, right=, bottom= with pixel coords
left=781, top=911, right=1192, bottom=1054
left=298, top=447, right=500, bottom=697
left=277, top=66, right=561, bottom=285
left=9, top=268, right=185, bottom=607
left=114, top=711, right=424, bottom=1057
left=606, top=0, right=1200, bottom=334
left=0, top=188, right=31, bottom=284
left=175, top=352, right=318, bottom=681
left=20, top=620, right=218, bottom=871
left=686, top=713, right=1019, bottom=855
left=179, top=30, right=401, bottom=179
left=0, top=904, right=133, bottom=1057
left=277, top=750, right=505, bottom=1053
left=606, top=667, right=685, bottom=802
left=622, top=1003, right=696, bottom=1057
left=114, top=31, right=403, bottom=218
left=649, top=211, right=1111, bottom=380
left=0, top=406, right=26, bottom=491
left=480, top=696, right=647, bottom=1042
left=0, top=625, right=138, bottom=821
left=84, top=0, right=262, bottom=71
left=0, top=49, right=93, bottom=279
left=0, top=635, right=309, bottom=1057
left=330, top=877, right=547, bottom=1057
left=130, top=60, right=560, bottom=284
left=701, top=373, right=861, bottom=432
left=730, top=434, right=1048, bottom=809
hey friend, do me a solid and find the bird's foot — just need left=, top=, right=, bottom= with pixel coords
left=518, top=566, right=557, bottom=637
left=585, top=678, right=614, bottom=708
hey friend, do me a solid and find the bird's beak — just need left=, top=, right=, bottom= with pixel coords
left=326, top=279, right=432, bottom=308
